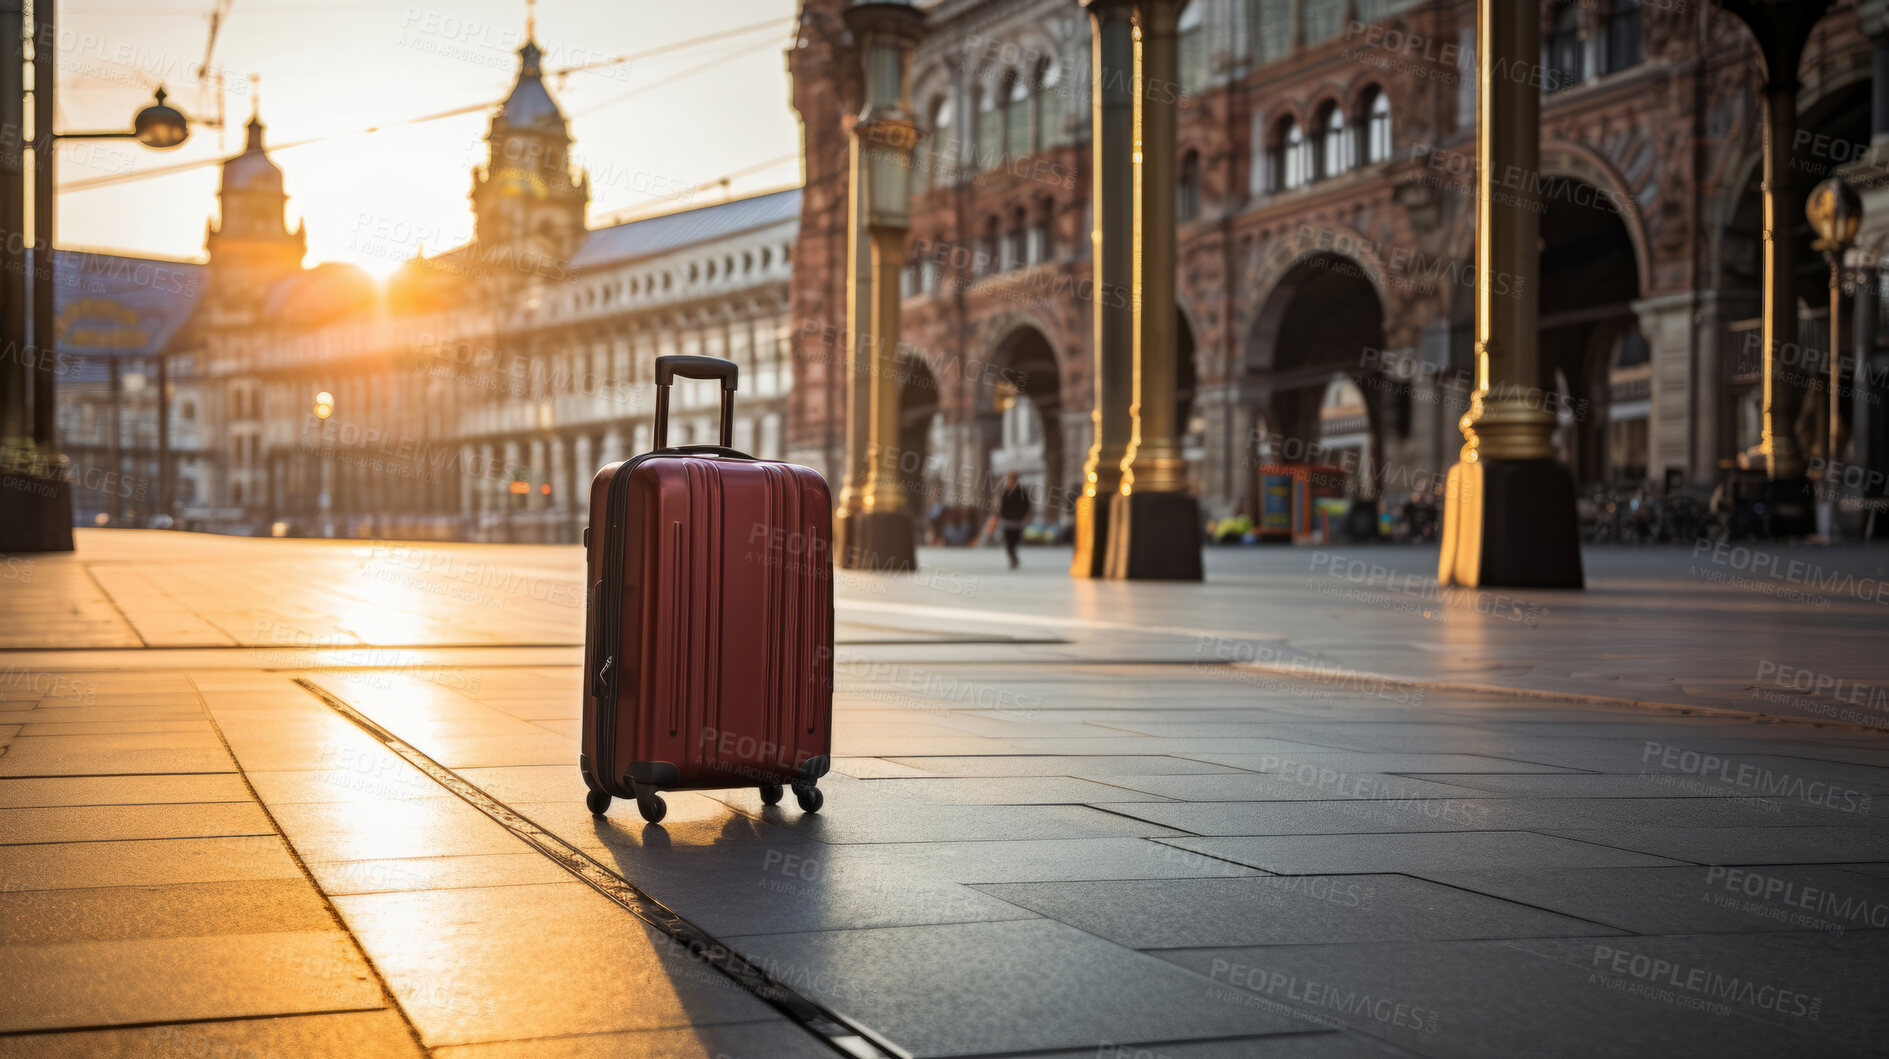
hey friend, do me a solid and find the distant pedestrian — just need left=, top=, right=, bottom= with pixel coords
left=995, top=472, right=1031, bottom=569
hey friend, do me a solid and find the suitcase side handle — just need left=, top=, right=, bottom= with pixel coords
left=653, top=355, right=737, bottom=449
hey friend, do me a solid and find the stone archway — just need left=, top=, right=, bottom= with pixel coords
left=1539, top=177, right=1644, bottom=489
left=982, top=323, right=1067, bottom=525
left=1241, top=251, right=1389, bottom=512
left=1716, top=80, right=1872, bottom=471
left=895, top=353, right=942, bottom=525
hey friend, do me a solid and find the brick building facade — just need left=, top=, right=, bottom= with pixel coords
left=787, top=0, right=1885, bottom=527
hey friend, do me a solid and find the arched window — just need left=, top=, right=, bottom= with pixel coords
left=921, top=95, right=953, bottom=192
left=978, top=216, right=1000, bottom=276
left=1546, top=2, right=1584, bottom=92
left=976, top=86, right=1001, bottom=170
left=1006, top=206, right=1028, bottom=270
left=1178, top=150, right=1202, bottom=221
left=1318, top=102, right=1350, bottom=179
left=1032, top=58, right=1062, bottom=151
left=1029, top=197, right=1054, bottom=264
left=1606, top=0, right=1644, bottom=73
left=1179, top=4, right=1207, bottom=95
left=1272, top=117, right=1309, bottom=191
left=1005, top=72, right=1030, bottom=160
left=1365, top=89, right=1392, bottom=164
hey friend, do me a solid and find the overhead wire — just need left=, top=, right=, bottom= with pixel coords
left=56, top=16, right=795, bottom=193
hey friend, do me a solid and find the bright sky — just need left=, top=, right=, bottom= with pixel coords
left=56, top=0, right=803, bottom=275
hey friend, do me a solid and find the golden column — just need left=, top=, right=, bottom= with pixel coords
left=1719, top=0, right=1832, bottom=537
left=1436, top=0, right=1582, bottom=588
left=837, top=0, right=924, bottom=572
left=1071, top=0, right=1138, bottom=578
left=1105, top=0, right=1202, bottom=581
left=832, top=169, right=875, bottom=550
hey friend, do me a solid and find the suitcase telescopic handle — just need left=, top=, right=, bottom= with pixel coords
left=653, top=355, right=737, bottom=450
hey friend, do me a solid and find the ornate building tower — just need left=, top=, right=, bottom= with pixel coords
left=470, top=32, right=589, bottom=273
left=204, top=111, right=305, bottom=305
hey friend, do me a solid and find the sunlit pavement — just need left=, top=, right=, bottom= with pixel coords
left=3, top=531, right=1888, bottom=1056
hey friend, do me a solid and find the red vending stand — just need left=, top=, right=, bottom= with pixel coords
left=1256, top=465, right=1350, bottom=544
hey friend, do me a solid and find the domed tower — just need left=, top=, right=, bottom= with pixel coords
left=205, top=110, right=305, bottom=304
left=471, top=30, right=589, bottom=273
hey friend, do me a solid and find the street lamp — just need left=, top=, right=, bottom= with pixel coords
left=0, top=24, right=194, bottom=550
left=1807, top=175, right=1862, bottom=541
left=311, top=391, right=335, bottom=536
left=59, top=88, right=191, bottom=148
left=131, top=89, right=189, bottom=149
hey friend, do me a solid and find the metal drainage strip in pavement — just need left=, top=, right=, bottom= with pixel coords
left=291, top=678, right=907, bottom=1059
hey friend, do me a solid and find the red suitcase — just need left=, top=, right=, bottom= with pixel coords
left=581, top=354, right=833, bottom=823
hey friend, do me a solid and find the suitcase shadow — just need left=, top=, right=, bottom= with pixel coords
left=578, top=795, right=852, bottom=937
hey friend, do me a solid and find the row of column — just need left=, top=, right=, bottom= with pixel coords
left=833, top=0, right=1634, bottom=588
left=1073, top=0, right=1202, bottom=581
left=835, top=0, right=1206, bottom=579
left=459, top=430, right=628, bottom=542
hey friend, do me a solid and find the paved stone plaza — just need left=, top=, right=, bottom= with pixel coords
left=3, top=531, right=1888, bottom=1056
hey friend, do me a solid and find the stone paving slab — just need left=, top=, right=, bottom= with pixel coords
left=429, top=1020, right=839, bottom=1059
left=1010, top=1036, right=1419, bottom=1058
left=1153, top=935, right=1881, bottom=1058
left=818, top=836, right=1268, bottom=885
left=0, top=706, right=205, bottom=725
left=0, top=878, right=334, bottom=946
left=247, top=767, right=460, bottom=805
left=0, top=733, right=234, bottom=776
left=710, top=792, right=1186, bottom=844
left=882, top=754, right=1251, bottom=776
left=0, top=1011, right=424, bottom=1058
left=1418, top=865, right=1889, bottom=934
left=518, top=800, right=1037, bottom=936
left=1095, top=772, right=1494, bottom=802
left=305, top=852, right=578, bottom=896
left=849, top=775, right=1178, bottom=804
left=1174, top=751, right=1589, bottom=774
left=0, top=929, right=385, bottom=1032
left=1108, top=794, right=1849, bottom=837
left=1403, top=771, right=1889, bottom=798
left=1159, top=831, right=1687, bottom=875
left=977, top=874, right=1625, bottom=948
left=0, top=834, right=304, bottom=891
left=0, top=802, right=275, bottom=845
left=335, top=883, right=786, bottom=1048
left=1544, top=825, right=1889, bottom=865
left=725, top=918, right=1323, bottom=1057
left=0, top=773, right=250, bottom=808
left=266, top=797, right=532, bottom=862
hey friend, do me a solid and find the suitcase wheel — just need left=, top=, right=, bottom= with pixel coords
left=637, top=793, right=668, bottom=823
left=586, top=789, right=612, bottom=816
left=759, top=783, right=784, bottom=806
left=794, top=784, right=824, bottom=814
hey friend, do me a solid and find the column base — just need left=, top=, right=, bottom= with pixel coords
left=1437, top=458, right=1582, bottom=589
left=1763, top=476, right=1817, bottom=539
left=838, top=510, right=915, bottom=572
left=0, top=472, right=75, bottom=551
left=1069, top=491, right=1112, bottom=579
left=1104, top=490, right=1203, bottom=581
